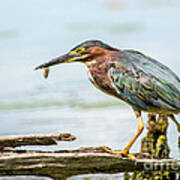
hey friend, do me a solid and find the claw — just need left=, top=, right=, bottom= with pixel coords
left=101, top=146, right=136, bottom=161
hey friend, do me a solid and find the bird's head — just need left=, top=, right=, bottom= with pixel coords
left=34, top=40, right=119, bottom=74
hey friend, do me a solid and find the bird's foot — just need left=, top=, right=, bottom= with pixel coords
left=101, top=146, right=135, bottom=161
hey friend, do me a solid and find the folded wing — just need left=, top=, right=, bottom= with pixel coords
left=108, top=50, right=180, bottom=112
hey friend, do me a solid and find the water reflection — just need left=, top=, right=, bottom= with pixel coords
left=0, top=30, right=18, bottom=39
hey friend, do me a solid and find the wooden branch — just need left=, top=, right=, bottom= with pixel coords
left=0, top=147, right=180, bottom=180
left=0, top=132, right=76, bottom=150
left=0, top=133, right=180, bottom=180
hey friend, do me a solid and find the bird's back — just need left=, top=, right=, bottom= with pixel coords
left=108, top=50, right=180, bottom=114
left=124, top=50, right=180, bottom=89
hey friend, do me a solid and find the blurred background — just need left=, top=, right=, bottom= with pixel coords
left=0, top=0, right=180, bottom=179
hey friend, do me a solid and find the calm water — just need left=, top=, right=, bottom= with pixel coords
left=0, top=0, right=180, bottom=179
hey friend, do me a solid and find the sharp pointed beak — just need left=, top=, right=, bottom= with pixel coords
left=34, top=52, right=81, bottom=71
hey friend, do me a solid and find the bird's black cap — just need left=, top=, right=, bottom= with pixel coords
left=70, top=40, right=119, bottom=51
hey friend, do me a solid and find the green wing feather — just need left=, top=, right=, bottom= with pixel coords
left=108, top=50, right=180, bottom=111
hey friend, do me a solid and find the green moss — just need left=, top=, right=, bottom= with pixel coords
left=127, top=115, right=174, bottom=179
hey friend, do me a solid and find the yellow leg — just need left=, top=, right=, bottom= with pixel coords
left=101, top=110, right=144, bottom=160
left=169, top=114, right=180, bottom=132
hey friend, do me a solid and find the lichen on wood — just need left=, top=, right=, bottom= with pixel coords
left=128, top=114, right=176, bottom=180
left=0, top=132, right=179, bottom=180
left=0, top=147, right=180, bottom=180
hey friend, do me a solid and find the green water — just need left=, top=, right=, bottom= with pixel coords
left=0, top=100, right=124, bottom=111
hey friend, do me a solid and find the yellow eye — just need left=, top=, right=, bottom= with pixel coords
left=76, top=48, right=84, bottom=53
left=70, top=48, right=84, bottom=54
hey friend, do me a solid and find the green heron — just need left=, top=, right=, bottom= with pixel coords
left=35, top=40, right=180, bottom=160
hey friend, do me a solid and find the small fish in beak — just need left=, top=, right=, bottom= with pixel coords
left=35, top=51, right=89, bottom=79
left=35, top=52, right=82, bottom=79
left=43, top=67, right=50, bottom=79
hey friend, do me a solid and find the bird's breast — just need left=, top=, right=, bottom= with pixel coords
left=86, top=64, right=117, bottom=97
left=87, top=68, right=96, bottom=85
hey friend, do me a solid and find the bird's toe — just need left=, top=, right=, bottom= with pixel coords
left=101, top=146, right=135, bottom=160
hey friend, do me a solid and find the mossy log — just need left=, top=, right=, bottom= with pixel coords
left=1, top=147, right=180, bottom=180
left=127, top=115, right=177, bottom=180
left=0, top=133, right=180, bottom=180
